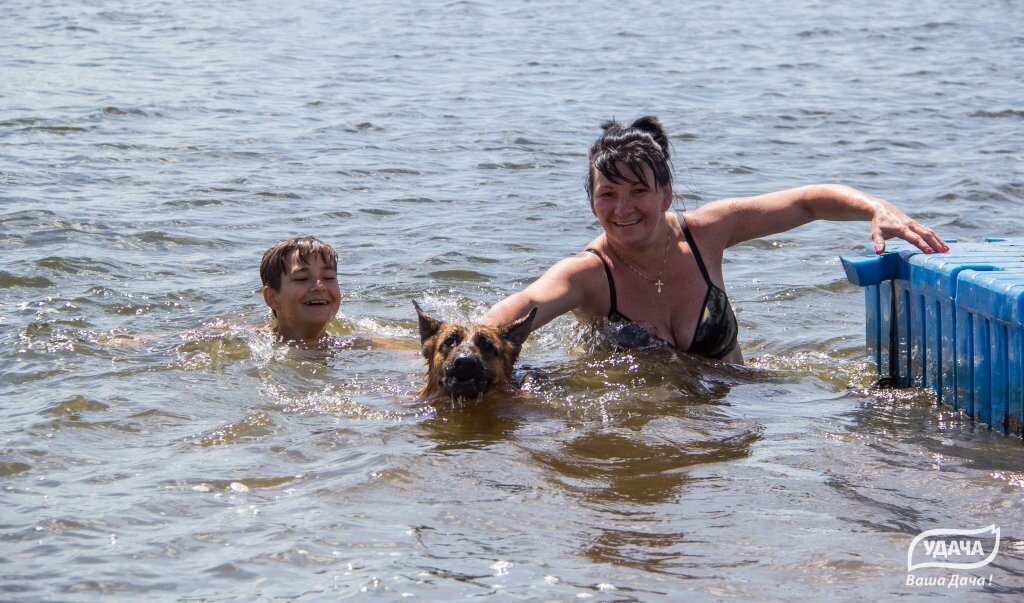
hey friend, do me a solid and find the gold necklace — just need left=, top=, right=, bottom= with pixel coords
left=607, top=229, right=672, bottom=293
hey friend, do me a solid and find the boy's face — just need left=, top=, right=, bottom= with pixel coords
left=263, top=250, right=340, bottom=340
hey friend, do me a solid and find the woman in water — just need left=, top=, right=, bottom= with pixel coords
left=478, top=116, right=946, bottom=363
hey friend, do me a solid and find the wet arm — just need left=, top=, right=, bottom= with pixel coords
left=477, top=256, right=595, bottom=330
left=698, top=184, right=947, bottom=254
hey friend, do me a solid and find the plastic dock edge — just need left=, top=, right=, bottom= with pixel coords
left=840, top=240, right=1024, bottom=437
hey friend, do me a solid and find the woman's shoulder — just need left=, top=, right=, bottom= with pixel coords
left=551, top=245, right=607, bottom=281
left=680, top=202, right=731, bottom=228
left=678, top=206, right=732, bottom=255
left=521, top=243, right=606, bottom=295
left=536, top=244, right=610, bottom=305
left=547, top=232, right=601, bottom=265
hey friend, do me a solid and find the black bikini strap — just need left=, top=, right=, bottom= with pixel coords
left=585, top=248, right=618, bottom=319
left=681, top=225, right=714, bottom=287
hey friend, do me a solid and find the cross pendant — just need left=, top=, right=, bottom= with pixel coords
left=655, top=279, right=664, bottom=293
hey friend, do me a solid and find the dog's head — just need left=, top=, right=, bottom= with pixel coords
left=414, top=301, right=537, bottom=399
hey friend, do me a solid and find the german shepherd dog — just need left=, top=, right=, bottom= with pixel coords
left=414, top=301, right=536, bottom=399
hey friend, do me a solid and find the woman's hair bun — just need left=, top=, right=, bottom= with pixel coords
left=585, top=115, right=674, bottom=198
left=629, top=116, right=670, bottom=159
left=600, top=119, right=624, bottom=134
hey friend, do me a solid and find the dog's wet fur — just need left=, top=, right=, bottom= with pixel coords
left=414, top=301, right=536, bottom=400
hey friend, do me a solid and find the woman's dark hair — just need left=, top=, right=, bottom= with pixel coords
left=585, top=115, right=673, bottom=200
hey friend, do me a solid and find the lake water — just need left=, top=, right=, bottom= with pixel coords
left=3, top=0, right=1024, bottom=599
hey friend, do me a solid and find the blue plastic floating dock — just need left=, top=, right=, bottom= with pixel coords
left=841, top=239, right=1024, bottom=437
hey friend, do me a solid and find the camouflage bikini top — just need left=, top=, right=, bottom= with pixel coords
left=585, top=224, right=739, bottom=360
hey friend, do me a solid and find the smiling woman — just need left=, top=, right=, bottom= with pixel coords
left=259, top=236, right=341, bottom=342
left=478, top=116, right=948, bottom=363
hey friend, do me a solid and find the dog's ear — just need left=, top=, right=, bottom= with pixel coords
left=413, top=300, right=442, bottom=345
left=500, top=307, right=537, bottom=347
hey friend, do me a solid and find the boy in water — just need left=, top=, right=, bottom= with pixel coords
left=260, top=236, right=341, bottom=342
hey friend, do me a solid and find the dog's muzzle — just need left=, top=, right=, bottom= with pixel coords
left=442, top=352, right=491, bottom=398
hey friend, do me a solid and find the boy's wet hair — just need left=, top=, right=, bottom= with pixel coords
left=585, top=115, right=673, bottom=201
left=260, top=236, right=338, bottom=291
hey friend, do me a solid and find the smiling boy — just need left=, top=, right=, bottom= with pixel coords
left=260, top=236, right=341, bottom=342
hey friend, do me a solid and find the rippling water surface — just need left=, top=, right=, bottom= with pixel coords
left=3, top=0, right=1024, bottom=599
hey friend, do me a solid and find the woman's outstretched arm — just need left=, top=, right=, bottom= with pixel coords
left=692, top=184, right=947, bottom=254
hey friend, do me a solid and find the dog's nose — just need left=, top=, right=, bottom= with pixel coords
left=450, top=354, right=482, bottom=376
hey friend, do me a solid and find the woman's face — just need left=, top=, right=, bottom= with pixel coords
left=590, top=162, right=672, bottom=247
